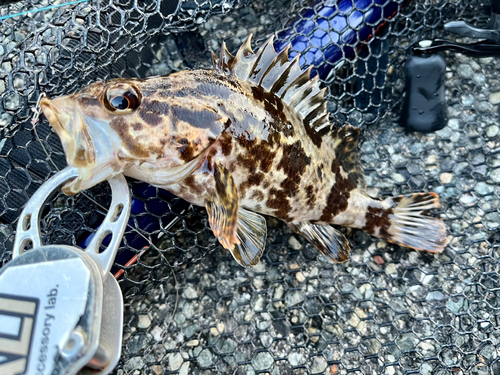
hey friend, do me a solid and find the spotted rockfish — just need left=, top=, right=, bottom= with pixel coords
left=40, top=35, right=446, bottom=267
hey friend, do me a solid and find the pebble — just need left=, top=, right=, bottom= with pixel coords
left=253, top=352, right=273, bottom=370
left=447, top=298, right=465, bottom=314
left=473, top=73, right=486, bottom=85
left=253, top=277, right=264, bottom=289
left=308, top=327, right=320, bottom=343
left=459, top=194, right=476, bottom=205
left=197, top=349, right=213, bottom=367
left=439, top=172, right=453, bottom=184
left=457, top=64, right=473, bottom=78
left=288, top=236, right=302, bottom=250
left=348, top=313, right=360, bottom=328
left=186, top=339, right=199, bottom=347
left=124, top=357, right=145, bottom=372
left=151, top=365, right=163, bottom=375
left=474, top=182, right=494, bottom=195
left=127, top=334, right=150, bottom=354
left=219, top=338, right=237, bottom=354
left=491, top=168, right=500, bottom=183
left=253, top=294, right=266, bottom=311
left=260, top=332, right=273, bottom=347
left=309, top=267, right=319, bottom=277
left=392, top=173, right=405, bottom=183
left=289, top=351, right=306, bottom=366
left=285, top=290, right=305, bottom=306
left=397, top=333, right=418, bottom=351
left=253, top=261, right=266, bottom=272
left=484, top=213, right=500, bottom=229
left=461, top=94, right=474, bottom=107
left=486, top=125, right=499, bottom=137
left=244, top=310, right=254, bottom=322
left=489, top=91, right=500, bottom=104
left=151, top=326, right=163, bottom=342
left=210, top=322, right=225, bottom=336
left=183, top=286, right=199, bottom=299
left=295, top=272, right=306, bottom=282
left=137, top=314, right=151, bottom=329
left=385, top=263, right=397, bottom=276
left=359, top=283, right=373, bottom=299
left=169, top=353, right=183, bottom=371
left=179, top=362, right=190, bottom=375
left=310, top=356, right=328, bottom=373
left=426, top=291, right=445, bottom=301
left=3, top=91, right=21, bottom=111
left=273, top=284, right=284, bottom=300
left=426, top=154, right=437, bottom=164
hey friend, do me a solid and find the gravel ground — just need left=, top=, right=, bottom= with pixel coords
left=0, top=1, right=499, bottom=375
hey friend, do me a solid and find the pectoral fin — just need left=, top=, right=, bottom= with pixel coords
left=288, top=222, right=350, bottom=263
left=205, top=164, right=240, bottom=250
left=233, top=208, right=267, bottom=267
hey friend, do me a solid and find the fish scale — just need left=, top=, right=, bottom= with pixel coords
left=39, top=34, right=446, bottom=268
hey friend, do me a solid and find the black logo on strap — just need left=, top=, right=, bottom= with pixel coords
left=0, top=294, right=39, bottom=375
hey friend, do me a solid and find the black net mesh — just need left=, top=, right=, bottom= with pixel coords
left=1, top=0, right=500, bottom=374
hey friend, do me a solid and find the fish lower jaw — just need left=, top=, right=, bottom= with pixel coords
left=61, top=178, right=82, bottom=196
left=60, top=163, right=119, bottom=196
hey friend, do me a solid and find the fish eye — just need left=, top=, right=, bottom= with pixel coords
left=104, top=84, right=141, bottom=113
left=110, top=95, right=130, bottom=110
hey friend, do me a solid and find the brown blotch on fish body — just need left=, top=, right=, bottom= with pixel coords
left=306, top=185, right=316, bottom=206
left=206, top=146, right=219, bottom=167
left=177, top=138, right=195, bottom=162
left=184, top=175, right=205, bottom=195
left=110, top=117, right=159, bottom=159
left=219, top=129, right=234, bottom=157
left=319, top=159, right=357, bottom=222
left=362, top=205, right=393, bottom=240
left=236, top=137, right=278, bottom=175
left=267, top=187, right=291, bottom=221
left=277, top=141, right=310, bottom=175
left=240, top=171, right=265, bottom=197
left=248, top=172, right=265, bottom=187
left=250, top=190, right=265, bottom=201
left=250, top=86, right=295, bottom=138
left=276, top=141, right=311, bottom=197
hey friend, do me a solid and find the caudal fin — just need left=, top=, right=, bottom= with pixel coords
left=385, top=193, right=446, bottom=252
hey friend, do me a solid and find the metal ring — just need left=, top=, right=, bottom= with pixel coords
left=13, top=167, right=131, bottom=276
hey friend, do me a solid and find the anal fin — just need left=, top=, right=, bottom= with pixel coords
left=233, top=208, right=267, bottom=267
left=288, top=222, right=350, bottom=263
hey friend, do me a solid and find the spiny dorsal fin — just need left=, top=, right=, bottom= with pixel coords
left=212, top=34, right=329, bottom=131
left=331, top=125, right=365, bottom=189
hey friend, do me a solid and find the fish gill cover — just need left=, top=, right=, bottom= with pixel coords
left=0, top=0, right=499, bottom=374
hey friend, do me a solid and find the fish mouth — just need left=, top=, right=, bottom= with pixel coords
left=40, top=96, right=95, bottom=170
left=41, top=95, right=110, bottom=195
